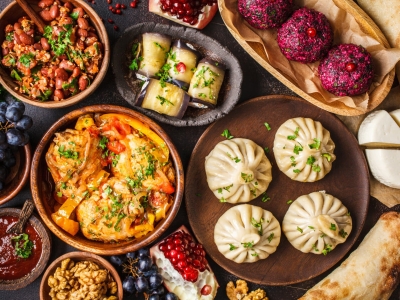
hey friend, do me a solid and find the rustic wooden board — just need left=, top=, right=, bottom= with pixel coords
left=185, top=95, right=370, bottom=285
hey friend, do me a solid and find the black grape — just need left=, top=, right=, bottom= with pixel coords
left=8, top=101, right=25, bottom=114
left=6, top=128, right=25, bottom=146
left=0, top=113, right=6, bottom=124
left=0, top=149, right=6, bottom=161
left=122, top=276, right=136, bottom=294
left=5, top=106, right=23, bottom=122
left=0, top=102, right=7, bottom=114
left=16, top=115, right=33, bottom=131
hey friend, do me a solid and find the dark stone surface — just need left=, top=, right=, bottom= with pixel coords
left=0, top=0, right=399, bottom=299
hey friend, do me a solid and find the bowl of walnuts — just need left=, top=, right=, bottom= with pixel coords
left=39, top=251, right=123, bottom=300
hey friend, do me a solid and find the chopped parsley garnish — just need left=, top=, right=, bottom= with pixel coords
left=11, top=69, right=22, bottom=81
left=57, top=191, right=63, bottom=197
left=70, top=11, right=80, bottom=20
left=264, top=122, right=271, bottom=131
left=19, top=53, right=35, bottom=68
left=241, top=172, right=253, bottom=183
left=308, top=226, right=315, bottom=230
left=306, top=155, right=316, bottom=165
left=264, top=147, right=269, bottom=154
left=219, top=197, right=226, bottom=203
left=221, top=129, right=233, bottom=139
left=11, top=233, right=33, bottom=259
left=251, top=252, right=259, bottom=257
left=339, top=229, right=348, bottom=238
left=312, top=242, right=319, bottom=252
left=156, top=95, right=174, bottom=106
left=241, top=241, right=254, bottom=248
left=287, top=200, right=293, bottom=204
left=58, top=145, right=78, bottom=160
left=290, top=156, right=296, bottom=167
left=43, top=25, right=73, bottom=57
left=329, top=223, right=337, bottom=231
left=322, top=244, right=332, bottom=255
left=155, top=63, right=172, bottom=87
left=323, top=153, right=332, bottom=161
left=267, top=233, right=274, bottom=243
left=293, top=144, right=303, bottom=155
left=297, top=226, right=303, bottom=233
left=261, top=193, right=270, bottom=202
left=229, top=244, right=237, bottom=251
left=154, top=42, right=165, bottom=50
left=198, top=93, right=207, bottom=98
left=309, top=138, right=321, bottom=150
left=250, top=188, right=257, bottom=197
left=312, top=164, right=321, bottom=172
left=99, top=136, right=108, bottom=150
left=293, top=169, right=301, bottom=174
left=227, top=152, right=241, bottom=163
left=251, top=217, right=264, bottom=236
left=287, top=127, right=299, bottom=140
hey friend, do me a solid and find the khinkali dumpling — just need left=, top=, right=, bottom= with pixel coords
left=214, top=204, right=281, bottom=263
left=282, top=191, right=352, bottom=255
left=205, top=138, right=272, bottom=203
left=273, top=117, right=336, bottom=182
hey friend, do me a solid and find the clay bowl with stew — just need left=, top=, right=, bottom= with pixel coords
left=31, top=105, right=184, bottom=255
left=40, top=251, right=123, bottom=300
left=0, top=0, right=110, bottom=108
left=0, top=207, right=51, bottom=290
left=0, top=144, right=31, bottom=206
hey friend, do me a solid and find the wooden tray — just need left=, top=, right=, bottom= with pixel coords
left=185, top=95, right=370, bottom=285
left=218, top=0, right=395, bottom=116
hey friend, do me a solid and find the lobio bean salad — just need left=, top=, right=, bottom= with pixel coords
left=0, top=0, right=103, bottom=102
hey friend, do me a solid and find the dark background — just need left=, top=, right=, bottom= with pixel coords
left=1, top=0, right=400, bottom=299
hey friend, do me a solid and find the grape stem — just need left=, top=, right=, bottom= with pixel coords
left=0, top=120, right=15, bottom=132
left=122, top=257, right=140, bottom=278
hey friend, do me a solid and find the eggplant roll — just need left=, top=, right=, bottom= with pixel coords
left=300, top=211, right=400, bottom=300
left=138, top=33, right=172, bottom=78
left=137, top=79, right=190, bottom=118
left=167, top=40, right=200, bottom=89
left=188, top=58, right=226, bottom=108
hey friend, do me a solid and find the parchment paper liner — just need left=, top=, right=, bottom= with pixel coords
left=337, top=86, right=400, bottom=208
left=220, top=0, right=400, bottom=112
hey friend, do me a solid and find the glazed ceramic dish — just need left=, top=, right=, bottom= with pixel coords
left=0, top=0, right=110, bottom=108
left=0, top=208, right=51, bottom=290
left=0, top=144, right=31, bottom=206
left=112, top=22, right=243, bottom=126
left=31, top=105, right=184, bottom=255
left=185, top=95, right=370, bottom=285
left=40, top=251, right=123, bottom=300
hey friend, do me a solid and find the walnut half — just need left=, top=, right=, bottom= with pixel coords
left=226, top=279, right=269, bottom=300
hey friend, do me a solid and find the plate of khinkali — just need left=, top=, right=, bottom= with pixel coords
left=185, top=95, right=369, bottom=285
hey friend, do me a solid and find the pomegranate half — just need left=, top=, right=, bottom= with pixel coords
left=150, top=225, right=218, bottom=299
left=148, top=0, right=218, bottom=29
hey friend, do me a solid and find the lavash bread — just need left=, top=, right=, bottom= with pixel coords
left=356, top=0, right=400, bottom=82
left=299, top=211, right=400, bottom=300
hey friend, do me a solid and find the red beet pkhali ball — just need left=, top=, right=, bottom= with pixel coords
left=238, top=0, right=293, bottom=30
left=318, top=44, right=374, bottom=97
left=277, top=7, right=333, bottom=63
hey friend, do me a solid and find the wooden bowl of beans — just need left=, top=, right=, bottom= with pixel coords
left=0, top=0, right=110, bottom=108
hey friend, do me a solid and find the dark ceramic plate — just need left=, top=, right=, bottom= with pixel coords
left=112, top=22, right=243, bottom=127
left=185, top=95, right=370, bottom=285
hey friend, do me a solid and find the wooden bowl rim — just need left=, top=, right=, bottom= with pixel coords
left=218, top=0, right=395, bottom=116
left=39, top=251, right=123, bottom=300
left=31, top=105, right=184, bottom=255
left=0, top=208, right=52, bottom=290
left=0, top=143, right=31, bottom=206
left=0, top=0, right=110, bottom=109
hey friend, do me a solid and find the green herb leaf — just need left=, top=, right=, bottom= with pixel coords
left=323, top=153, right=332, bottom=161
left=306, top=155, right=316, bottom=165
left=329, top=223, right=337, bottom=231
left=293, top=169, right=301, bottom=174
left=156, top=95, right=174, bottom=106
left=229, top=244, right=237, bottom=251
left=58, top=144, right=79, bottom=160
left=309, top=138, right=321, bottom=150
left=287, top=127, right=299, bottom=140
left=297, top=226, right=303, bottom=233
left=251, top=217, right=264, bottom=236
left=287, top=200, right=293, bottom=204
left=322, top=244, right=332, bottom=255
left=221, top=129, right=233, bottom=139
left=264, top=122, right=271, bottom=131
left=241, top=241, right=254, bottom=248
left=70, top=11, right=79, bottom=20
left=11, top=233, right=33, bottom=259
left=267, top=233, right=274, bottom=243
left=19, top=53, right=35, bottom=68
left=241, top=172, right=253, bottom=183
left=312, top=164, right=321, bottom=172
left=264, top=147, right=269, bottom=154
left=99, top=136, right=108, bottom=150
left=261, top=193, right=270, bottom=202
left=339, top=229, right=348, bottom=238
left=293, top=144, right=303, bottom=155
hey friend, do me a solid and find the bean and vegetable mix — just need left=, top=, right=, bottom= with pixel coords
left=1, top=0, right=103, bottom=101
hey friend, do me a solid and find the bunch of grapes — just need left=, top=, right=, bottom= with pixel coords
left=109, top=248, right=178, bottom=300
left=0, top=91, right=33, bottom=190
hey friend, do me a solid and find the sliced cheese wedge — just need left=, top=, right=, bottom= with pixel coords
left=358, top=110, right=400, bottom=147
left=365, top=149, right=400, bottom=189
left=389, top=109, right=400, bottom=126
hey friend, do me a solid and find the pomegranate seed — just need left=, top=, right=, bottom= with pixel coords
left=177, top=252, right=185, bottom=260
left=107, top=0, right=112, bottom=3
left=108, top=5, right=113, bottom=10
left=115, top=3, right=121, bottom=8
left=190, top=17, right=198, bottom=25
left=346, top=62, right=356, bottom=72
left=176, top=62, right=186, bottom=73
left=307, top=27, right=317, bottom=38
left=170, top=249, right=178, bottom=258
left=116, top=9, right=121, bottom=14
left=121, top=4, right=127, bottom=9
left=107, top=18, right=114, bottom=24
left=113, top=25, right=119, bottom=31
left=192, top=259, right=201, bottom=267
left=173, top=238, right=182, bottom=245
left=201, top=285, right=212, bottom=296
left=167, top=242, right=175, bottom=250
left=112, top=8, right=116, bottom=13
left=177, top=260, right=187, bottom=269
left=171, top=257, right=179, bottom=265
left=130, top=1, right=137, bottom=7
left=159, top=243, right=167, bottom=251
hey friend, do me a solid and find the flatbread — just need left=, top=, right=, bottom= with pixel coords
left=356, top=0, right=400, bottom=82
left=299, top=211, right=400, bottom=300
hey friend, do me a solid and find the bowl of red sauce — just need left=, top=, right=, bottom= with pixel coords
left=0, top=207, right=51, bottom=290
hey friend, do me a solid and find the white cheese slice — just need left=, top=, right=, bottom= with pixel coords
left=365, top=149, right=400, bottom=189
left=358, top=110, right=400, bottom=147
left=389, top=109, right=400, bottom=126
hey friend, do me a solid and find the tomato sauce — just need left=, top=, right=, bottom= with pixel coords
left=0, top=216, right=42, bottom=280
